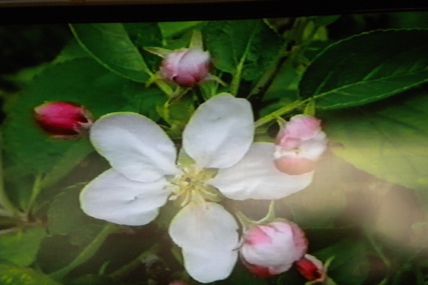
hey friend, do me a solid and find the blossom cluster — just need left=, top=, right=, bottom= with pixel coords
left=34, top=47, right=328, bottom=283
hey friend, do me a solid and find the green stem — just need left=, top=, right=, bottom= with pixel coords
left=230, top=55, right=246, bottom=96
left=236, top=211, right=257, bottom=232
left=366, top=231, right=391, bottom=269
left=109, top=244, right=160, bottom=280
left=248, top=18, right=309, bottom=102
left=145, top=69, right=174, bottom=98
left=247, top=49, right=288, bottom=100
left=254, top=99, right=307, bottom=128
left=230, top=32, right=256, bottom=96
left=189, top=30, right=203, bottom=49
left=257, top=201, right=276, bottom=224
left=155, top=80, right=174, bottom=98
left=0, top=134, right=19, bottom=216
left=50, top=224, right=117, bottom=280
left=25, top=174, right=43, bottom=217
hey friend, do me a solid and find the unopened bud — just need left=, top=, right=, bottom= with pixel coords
left=240, top=221, right=307, bottom=278
left=296, top=254, right=326, bottom=283
left=34, top=102, right=92, bottom=139
left=274, top=115, right=327, bottom=175
left=160, top=48, right=211, bottom=87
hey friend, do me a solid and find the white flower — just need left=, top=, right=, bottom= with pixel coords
left=79, top=94, right=314, bottom=283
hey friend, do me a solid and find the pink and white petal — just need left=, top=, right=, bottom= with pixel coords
left=161, top=51, right=186, bottom=79
left=241, top=223, right=304, bottom=268
left=299, top=132, right=328, bottom=160
left=90, top=113, right=178, bottom=182
left=168, top=202, right=239, bottom=252
left=80, top=169, right=170, bottom=226
left=182, top=248, right=238, bottom=283
left=178, top=49, right=210, bottom=76
left=182, top=94, right=254, bottom=169
left=210, top=143, right=314, bottom=200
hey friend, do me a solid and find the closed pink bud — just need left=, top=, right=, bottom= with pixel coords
left=160, top=48, right=211, bottom=87
left=34, top=102, right=92, bottom=138
left=274, top=115, right=327, bottom=175
left=296, top=254, right=326, bottom=283
left=240, top=221, right=308, bottom=278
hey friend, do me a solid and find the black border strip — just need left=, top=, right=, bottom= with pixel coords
left=0, top=1, right=427, bottom=24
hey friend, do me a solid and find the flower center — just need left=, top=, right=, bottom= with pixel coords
left=169, top=165, right=219, bottom=206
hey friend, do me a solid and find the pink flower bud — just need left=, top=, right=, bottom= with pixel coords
left=296, top=254, right=326, bottom=283
left=34, top=102, right=92, bottom=138
left=274, top=115, right=327, bottom=175
left=160, top=48, right=211, bottom=87
left=240, top=221, right=308, bottom=278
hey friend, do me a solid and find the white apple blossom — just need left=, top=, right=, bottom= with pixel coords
left=79, top=94, right=314, bottom=283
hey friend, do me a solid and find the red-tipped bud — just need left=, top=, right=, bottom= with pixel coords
left=160, top=48, right=211, bottom=87
left=274, top=115, right=327, bottom=175
left=240, top=221, right=308, bottom=278
left=296, top=254, right=326, bottom=283
left=34, top=102, right=92, bottom=139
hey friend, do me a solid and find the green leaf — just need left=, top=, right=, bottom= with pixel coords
left=3, top=58, right=133, bottom=174
left=124, top=23, right=163, bottom=72
left=53, top=39, right=89, bottom=64
left=47, top=186, right=103, bottom=246
left=162, top=95, right=195, bottom=139
left=315, top=240, right=369, bottom=285
left=40, top=142, right=93, bottom=189
left=121, top=85, right=167, bottom=121
left=263, top=61, right=300, bottom=102
left=325, top=89, right=428, bottom=192
left=4, top=64, right=50, bottom=88
left=0, top=227, right=46, bottom=266
left=159, top=21, right=203, bottom=38
left=203, top=20, right=283, bottom=81
left=0, top=264, right=60, bottom=285
left=300, top=29, right=428, bottom=109
left=37, top=235, right=82, bottom=273
left=70, top=24, right=151, bottom=83
left=388, top=12, right=428, bottom=29
left=123, top=23, right=162, bottom=48
left=308, top=15, right=341, bottom=27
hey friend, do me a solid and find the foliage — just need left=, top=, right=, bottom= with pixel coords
left=0, top=12, right=427, bottom=285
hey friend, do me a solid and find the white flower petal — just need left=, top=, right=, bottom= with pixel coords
left=90, top=112, right=178, bottom=182
left=211, top=143, right=314, bottom=200
left=300, top=132, right=328, bottom=160
left=183, top=94, right=254, bottom=169
left=168, top=202, right=239, bottom=283
left=80, top=169, right=170, bottom=226
left=182, top=248, right=238, bottom=283
left=168, top=202, right=239, bottom=252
